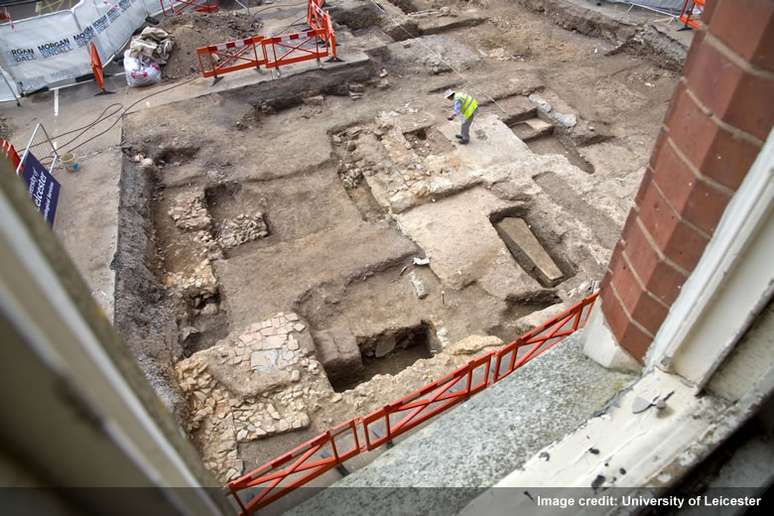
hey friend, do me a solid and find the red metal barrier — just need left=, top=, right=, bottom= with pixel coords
left=227, top=419, right=360, bottom=513
left=307, top=0, right=326, bottom=28
left=196, top=0, right=337, bottom=81
left=1, top=139, right=21, bottom=168
left=227, top=292, right=599, bottom=514
left=493, top=293, right=597, bottom=382
left=679, top=0, right=704, bottom=30
left=262, top=28, right=330, bottom=69
left=197, top=36, right=267, bottom=79
left=160, top=0, right=218, bottom=16
left=363, top=353, right=491, bottom=449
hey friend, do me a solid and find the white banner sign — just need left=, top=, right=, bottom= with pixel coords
left=0, top=0, right=155, bottom=95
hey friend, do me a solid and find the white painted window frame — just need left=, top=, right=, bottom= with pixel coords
left=0, top=183, right=223, bottom=515
left=645, top=129, right=774, bottom=388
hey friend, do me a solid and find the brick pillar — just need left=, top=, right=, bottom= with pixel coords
left=599, top=0, right=774, bottom=361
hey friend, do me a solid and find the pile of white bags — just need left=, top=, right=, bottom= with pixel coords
left=124, top=27, right=174, bottom=87
left=124, top=51, right=162, bottom=87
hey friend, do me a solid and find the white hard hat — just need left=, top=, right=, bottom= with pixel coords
left=444, top=89, right=455, bottom=99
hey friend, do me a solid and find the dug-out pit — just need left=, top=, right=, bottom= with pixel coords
left=329, top=322, right=437, bottom=393
left=504, top=114, right=595, bottom=174
left=490, top=207, right=576, bottom=288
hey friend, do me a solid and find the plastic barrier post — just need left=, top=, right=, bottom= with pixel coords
left=325, top=14, right=342, bottom=63
left=678, top=0, right=704, bottom=30
left=89, top=43, right=113, bottom=95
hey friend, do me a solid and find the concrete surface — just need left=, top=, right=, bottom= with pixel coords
left=291, top=331, right=636, bottom=515
left=457, top=367, right=735, bottom=516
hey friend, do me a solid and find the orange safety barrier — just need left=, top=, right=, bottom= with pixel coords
left=1, top=139, right=21, bottom=169
left=307, top=0, right=339, bottom=62
left=226, top=291, right=599, bottom=514
left=160, top=0, right=218, bottom=16
left=89, top=42, right=112, bottom=95
left=492, top=292, right=597, bottom=382
left=1, top=7, right=14, bottom=29
left=197, top=35, right=267, bottom=79
left=679, top=0, right=704, bottom=30
left=363, top=352, right=492, bottom=449
left=227, top=419, right=361, bottom=513
left=262, top=27, right=332, bottom=69
left=307, top=0, right=326, bottom=30
left=196, top=0, right=338, bottom=82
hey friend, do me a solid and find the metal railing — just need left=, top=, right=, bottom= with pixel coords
left=195, top=0, right=336, bottom=82
left=226, top=292, right=599, bottom=514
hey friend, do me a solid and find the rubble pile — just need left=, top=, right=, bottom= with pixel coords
left=334, top=126, right=373, bottom=190
left=332, top=123, right=410, bottom=194
left=176, top=312, right=334, bottom=481
left=164, top=259, right=219, bottom=310
left=372, top=111, right=470, bottom=212
left=216, top=212, right=269, bottom=250
left=167, top=190, right=222, bottom=261
left=168, top=190, right=211, bottom=231
left=176, top=311, right=509, bottom=481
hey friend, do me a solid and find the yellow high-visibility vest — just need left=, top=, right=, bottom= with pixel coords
left=455, top=92, right=478, bottom=120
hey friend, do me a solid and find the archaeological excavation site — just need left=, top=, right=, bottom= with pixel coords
left=109, top=0, right=682, bottom=491
left=12, top=0, right=773, bottom=515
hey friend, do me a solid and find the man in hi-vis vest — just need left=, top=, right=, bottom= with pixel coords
left=445, top=89, right=479, bottom=145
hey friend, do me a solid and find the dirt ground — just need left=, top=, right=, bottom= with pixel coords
left=118, top=0, right=678, bottom=483
left=5, top=0, right=683, bottom=489
left=0, top=114, right=11, bottom=139
left=158, top=10, right=265, bottom=79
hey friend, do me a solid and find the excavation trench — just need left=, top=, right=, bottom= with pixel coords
left=107, top=0, right=671, bottom=486
left=329, top=322, right=437, bottom=393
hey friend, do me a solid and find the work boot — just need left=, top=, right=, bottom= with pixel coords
left=455, top=134, right=464, bottom=140
left=457, top=139, right=469, bottom=145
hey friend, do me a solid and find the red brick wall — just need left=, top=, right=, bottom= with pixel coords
left=599, top=0, right=774, bottom=361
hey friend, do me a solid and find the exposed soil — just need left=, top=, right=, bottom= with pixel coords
left=0, top=114, right=12, bottom=140
left=331, top=321, right=436, bottom=392
left=527, top=134, right=595, bottom=173
left=109, top=0, right=681, bottom=490
left=158, top=11, right=264, bottom=79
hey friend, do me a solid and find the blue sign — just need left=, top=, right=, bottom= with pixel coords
left=20, top=151, right=60, bottom=227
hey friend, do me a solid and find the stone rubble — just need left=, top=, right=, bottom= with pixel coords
left=175, top=300, right=511, bottom=484
left=166, top=190, right=222, bottom=262
left=175, top=312, right=331, bottom=482
left=164, top=258, right=219, bottom=308
left=363, top=109, right=488, bottom=213
left=335, top=127, right=375, bottom=190
left=168, top=191, right=211, bottom=231
left=216, top=212, right=269, bottom=250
